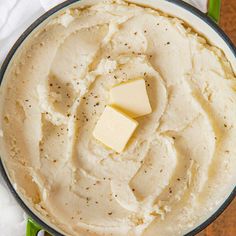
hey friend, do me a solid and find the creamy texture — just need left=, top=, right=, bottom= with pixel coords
left=0, top=0, right=236, bottom=235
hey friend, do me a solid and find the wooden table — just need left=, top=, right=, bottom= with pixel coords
left=197, top=0, right=236, bottom=235
left=220, top=0, right=236, bottom=45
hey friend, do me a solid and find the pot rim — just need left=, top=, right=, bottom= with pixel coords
left=0, top=0, right=235, bottom=235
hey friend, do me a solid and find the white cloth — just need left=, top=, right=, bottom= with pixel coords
left=0, top=0, right=207, bottom=236
left=0, top=0, right=65, bottom=65
left=184, top=0, right=208, bottom=13
left=0, top=175, right=27, bottom=236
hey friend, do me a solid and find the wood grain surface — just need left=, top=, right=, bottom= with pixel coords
left=197, top=0, right=236, bottom=235
left=220, top=0, right=236, bottom=45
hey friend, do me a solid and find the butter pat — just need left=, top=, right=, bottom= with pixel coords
left=93, top=106, right=138, bottom=153
left=110, top=79, right=152, bottom=118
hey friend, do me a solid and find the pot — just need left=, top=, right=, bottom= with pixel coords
left=0, top=0, right=235, bottom=235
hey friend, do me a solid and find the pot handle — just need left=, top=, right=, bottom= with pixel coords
left=26, top=219, right=52, bottom=236
left=207, top=0, right=221, bottom=23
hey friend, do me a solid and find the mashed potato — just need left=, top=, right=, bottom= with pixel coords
left=0, top=0, right=235, bottom=235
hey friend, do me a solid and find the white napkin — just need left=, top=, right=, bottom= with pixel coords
left=184, top=0, right=207, bottom=13
left=0, top=175, right=27, bottom=236
left=39, top=0, right=65, bottom=11
left=0, top=1, right=207, bottom=236
left=0, top=0, right=65, bottom=65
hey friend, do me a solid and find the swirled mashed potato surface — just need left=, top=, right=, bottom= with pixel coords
left=0, top=0, right=236, bottom=235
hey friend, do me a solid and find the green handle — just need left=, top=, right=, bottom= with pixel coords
left=26, top=219, right=52, bottom=236
left=207, top=0, right=221, bottom=23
